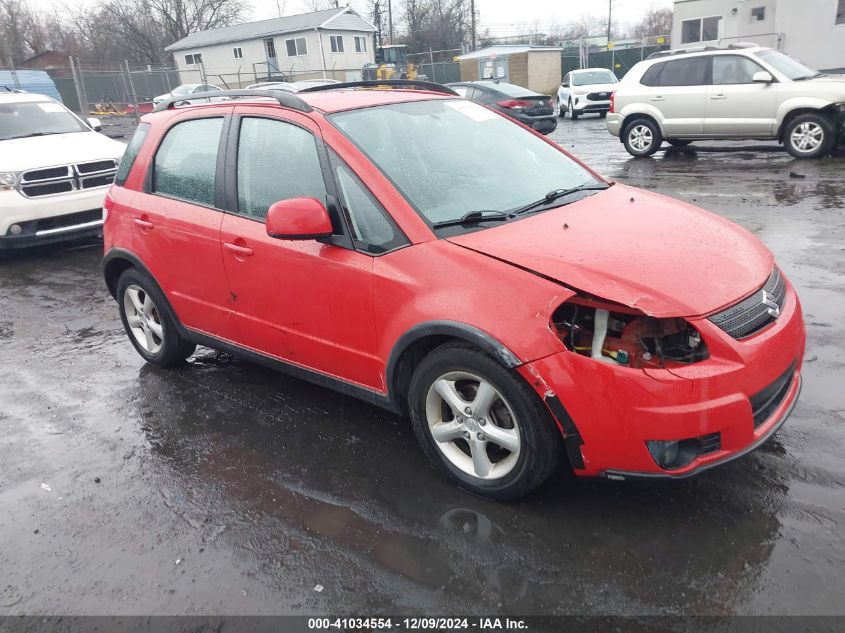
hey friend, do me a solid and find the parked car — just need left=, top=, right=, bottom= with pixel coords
left=447, top=80, right=557, bottom=135
left=0, top=90, right=125, bottom=249
left=103, top=83, right=804, bottom=499
left=607, top=44, right=845, bottom=158
left=152, top=83, right=223, bottom=105
left=558, top=68, right=618, bottom=120
left=245, top=80, right=342, bottom=92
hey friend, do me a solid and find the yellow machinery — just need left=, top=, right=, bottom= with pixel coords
left=362, top=45, right=418, bottom=81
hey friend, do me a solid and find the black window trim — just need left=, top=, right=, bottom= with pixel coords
left=143, top=113, right=230, bottom=213
left=222, top=112, right=354, bottom=251
left=114, top=121, right=151, bottom=187
left=325, top=148, right=411, bottom=257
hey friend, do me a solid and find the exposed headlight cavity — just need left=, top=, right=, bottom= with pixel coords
left=0, top=172, right=18, bottom=191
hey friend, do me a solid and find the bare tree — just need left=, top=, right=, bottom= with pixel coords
left=630, top=7, right=673, bottom=39
left=401, top=0, right=472, bottom=55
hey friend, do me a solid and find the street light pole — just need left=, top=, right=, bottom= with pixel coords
left=388, top=0, right=394, bottom=43
left=471, top=0, right=477, bottom=51
left=607, top=0, right=612, bottom=46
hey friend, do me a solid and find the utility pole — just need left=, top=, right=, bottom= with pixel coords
left=606, top=0, right=612, bottom=47
left=387, top=0, right=393, bottom=43
left=471, top=0, right=477, bottom=51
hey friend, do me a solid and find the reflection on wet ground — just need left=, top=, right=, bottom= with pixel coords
left=0, top=118, right=843, bottom=615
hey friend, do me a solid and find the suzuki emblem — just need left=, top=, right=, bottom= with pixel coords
left=761, top=290, right=780, bottom=318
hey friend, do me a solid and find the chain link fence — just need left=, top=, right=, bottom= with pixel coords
left=560, top=34, right=671, bottom=79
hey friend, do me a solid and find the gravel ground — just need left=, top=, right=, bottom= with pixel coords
left=0, top=113, right=843, bottom=617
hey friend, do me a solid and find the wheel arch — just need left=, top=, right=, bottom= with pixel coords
left=619, top=108, right=664, bottom=139
left=103, top=248, right=161, bottom=300
left=386, top=321, right=522, bottom=416
left=777, top=105, right=840, bottom=143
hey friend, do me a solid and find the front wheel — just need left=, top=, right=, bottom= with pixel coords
left=557, top=96, right=565, bottom=118
left=568, top=99, right=579, bottom=120
left=784, top=113, right=835, bottom=159
left=117, top=268, right=196, bottom=367
left=409, top=343, right=563, bottom=500
left=622, top=118, right=663, bottom=157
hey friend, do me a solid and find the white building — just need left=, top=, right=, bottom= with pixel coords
left=165, top=7, right=376, bottom=86
left=671, top=0, right=845, bottom=72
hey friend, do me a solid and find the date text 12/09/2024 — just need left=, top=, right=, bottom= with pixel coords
left=307, top=617, right=528, bottom=630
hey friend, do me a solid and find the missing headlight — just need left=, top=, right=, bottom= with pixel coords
left=551, top=299, right=708, bottom=368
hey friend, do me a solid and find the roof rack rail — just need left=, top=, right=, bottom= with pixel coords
left=298, top=79, right=459, bottom=96
left=647, top=45, right=721, bottom=59
left=152, top=89, right=312, bottom=113
left=1, top=85, right=25, bottom=93
left=727, top=41, right=760, bottom=49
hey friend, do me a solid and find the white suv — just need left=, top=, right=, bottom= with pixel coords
left=0, top=91, right=125, bottom=249
left=606, top=44, right=845, bottom=158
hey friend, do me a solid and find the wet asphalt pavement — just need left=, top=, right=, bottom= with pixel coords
left=1, top=115, right=844, bottom=617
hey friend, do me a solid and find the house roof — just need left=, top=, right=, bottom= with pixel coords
left=165, top=7, right=375, bottom=52
left=457, top=45, right=562, bottom=60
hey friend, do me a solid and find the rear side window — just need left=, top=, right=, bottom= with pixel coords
left=153, top=117, right=223, bottom=207
left=236, top=117, right=328, bottom=220
left=640, top=64, right=664, bottom=86
left=656, top=58, right=709, bottom=86
left=114, top=122, right=150, bottom=186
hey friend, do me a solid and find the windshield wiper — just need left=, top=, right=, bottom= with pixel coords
left=3, top=132, right=54, bottom=140
left=432, top=210, right=510, bottom=229
left=509, top=183, right=610, bottom=217
left=795, top=72, right=825, bottom=81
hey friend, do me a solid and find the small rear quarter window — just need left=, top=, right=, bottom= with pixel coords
left=114, top=122, right=150, bottom=186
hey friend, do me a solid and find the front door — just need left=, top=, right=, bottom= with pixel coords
left=704, top=55, right=779, bottom=137
left=219, top=112, right=383, bottom=390
left=649, top=57, right=709, bottom=136
left=263, top=38, right=279, bottom=76
left=130, top=112, right=232, bottom=337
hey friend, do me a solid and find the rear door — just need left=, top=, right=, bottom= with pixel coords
left=129, top=110, right=233, bottom=337
left=648, top=57, right=709, bottom=136
left=218, top=108, right=388, bottom=390
left=704, top=54, right=778, bottom=137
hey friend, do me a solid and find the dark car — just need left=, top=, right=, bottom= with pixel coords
left=447, top=80, right=557, bottom=135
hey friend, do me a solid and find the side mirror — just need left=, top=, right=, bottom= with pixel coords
left=562, top=82, right=569, bottom=88
left=752, top=71, right=774, bottom=83
left=266, top=197, right=333, bottom=240
left=87, top=117, right=102, bottom=131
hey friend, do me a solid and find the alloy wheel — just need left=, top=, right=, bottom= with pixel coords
left=628, top=124, right=653, bottom=152
left=790, top=122, right=824, bottom=153
left=123, top=284, right=164, bottom=354
left=425, top=371, right=521, bottom=480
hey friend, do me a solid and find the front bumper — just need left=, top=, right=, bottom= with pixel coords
left=518, top=276, right=806, bottom=478
left=572, top=98, right=610, bottom=114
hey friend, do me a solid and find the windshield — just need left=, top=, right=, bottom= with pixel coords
left=330, top=99, right=598, bottom=226
left=0, top=100, right=88, bottom=141
left=572, top=71, right=617, bottom=86
left=755, top=50, right=818, bottom=80
left=171, top=85, right=196, bottom=96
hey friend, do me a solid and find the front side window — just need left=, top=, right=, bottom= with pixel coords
left=236, top=117, right=327, bottom=220
left=0, top=100, right=88, bottom=141
left=330, top=153, right=406, bottom=254
left=114, top=122, right=150, bottom=186
left=286, top=37, right=307, bottom=57
left=657, top=57, right=709, bottom=86
left=330, top=100, right=597, bottom=228
left=330, top=35, right=344, bottom=53
left=153, top=117, right=223, bottom=207
left=712, top=55, right=764, bottom=84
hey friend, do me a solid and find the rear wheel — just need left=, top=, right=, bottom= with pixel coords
left=117, top=268, right=196, bottom=367
left=622, top=118, right=662, bottom=157
left=557, top=96, right=565, bottom=118
left=784, top=113, right=835, bottom=159
left=409, top=343, right=563, bottom=500
left=667, top=139, right=692, bottom=147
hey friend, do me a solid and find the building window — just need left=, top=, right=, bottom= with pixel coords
left=354, top=36, right=368, bottom=52
left=184, top=53, right=203, bottom=65
left=330, top=35, right=344, bottom=53
left=233, top=47, right=243, bottom=59
left=680, top=16, right=722, bottom=43
left=285, top=37, right=308, bottom=57
left=837, top=0, right=845, bottom=24
left=751, top=7, right=765, bottom=21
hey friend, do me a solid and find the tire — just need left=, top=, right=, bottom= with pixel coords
left=557, top=96, right=565, bottom=118
left=568, top=99, right=579, bottom=120
left=116, top=268, right=196, bottom=367
left=783, top=113, right=835, bottom=159
left=599, top=111, right=607, bottom=118
left=667, top=139, right=692, bottom=147
left=408, top=343, right=563, bottom=500
left=622, top=117, right=662, bottom=157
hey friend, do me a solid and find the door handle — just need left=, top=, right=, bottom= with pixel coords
left=710, top=94, right=727, bottom=100
left=650, top=96, right=665, bottom=102
left=132, top=218, right=153, bottom=229
left=223, top=242, right=254, bottom=257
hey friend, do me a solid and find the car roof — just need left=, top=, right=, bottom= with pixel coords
left=0, top=91, right=54, bottom=103
left=647, top=45, right=769, bottom=63
left=143, top=88, right=454, bottom=121
left=571, top=68, right=615, bottom=73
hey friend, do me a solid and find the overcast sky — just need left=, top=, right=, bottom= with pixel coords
left=28, top=0, right=673, bottom=38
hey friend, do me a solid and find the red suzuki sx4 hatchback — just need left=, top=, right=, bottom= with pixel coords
left=103, top=82, right=805, bottom=499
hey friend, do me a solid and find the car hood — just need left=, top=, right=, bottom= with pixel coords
left=447, top=184, right=773, bottom=318
left=0, top=132, right=125, bottom=172
left=571, top=82, right=617, bottom=94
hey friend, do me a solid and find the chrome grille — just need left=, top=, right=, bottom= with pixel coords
left=708, top=268, right=786, bottom=339
left=587, top=91, right=612, bottom=101
left=19, top=159, right=118, bottom=198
